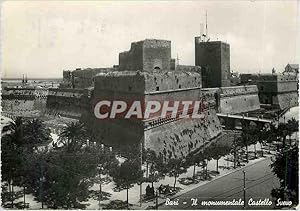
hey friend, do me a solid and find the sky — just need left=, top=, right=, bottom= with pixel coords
left=1, top=1, right=299, bottom=78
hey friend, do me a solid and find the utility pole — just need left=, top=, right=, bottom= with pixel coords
left=233, top=131, right=236, bottom=169
left=10, top=179, right=14, bottom=208
left=140, top=140, right=143, bottom=207
left=284, top=149, right=288, bottom=200
left=39, top=161, right=45, bottom=209
left=23, top=182, right=26, bottom=208
left=243, top=170, right=246, bottom=209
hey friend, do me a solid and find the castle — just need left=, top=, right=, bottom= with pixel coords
left=49, top=38, right=261, bottom=159
left=2, top=37, right=298, bottom=160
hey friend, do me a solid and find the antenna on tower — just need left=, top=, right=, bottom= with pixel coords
left=205, top=10, right=208, bottom=40
left=200, top=23, right=204, bottom=41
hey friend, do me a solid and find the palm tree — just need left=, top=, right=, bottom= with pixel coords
left=2, top=118, right=50, bottom=207
left=2, top=117, right=25, bottom=208
left=23, top=119, right=52, bottom=152
left=58, top=122, right=87, bottom=151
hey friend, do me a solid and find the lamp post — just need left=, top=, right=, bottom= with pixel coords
left=155, top=190, right=158, bottom=210
left=39, top=176, right=46, bottom=209
left=97, top=165, right=104, bottom=210
left=98, top=143, right=105, bottom=210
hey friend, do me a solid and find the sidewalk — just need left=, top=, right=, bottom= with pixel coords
left=133, top=152, right=274, bottom=210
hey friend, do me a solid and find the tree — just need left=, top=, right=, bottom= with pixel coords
left=1, top=117, right=52, bottom=208
left=286, top=118, right=299, bottom=146
left=208, top=143, right=231, bottom=172
left=143, top=149, right=157, bottom=178
left=271, top=146, right=298, bottom=207
left=230, top=132, right=242, bottom=169
left=186, top=151, right=204, bottom=183
left=24, top=146, right=100, bottom=209
left=58, top=122, right=87, bottom=152
left=142, top=149, right=164, bottom=186
left=110, top=159, right=143, bottom=209
left=167, top=158, right=187, bottom=188
left=239, top=124, right=255, bottom=163
left=23, top=119, right=52, bottom=152
left=265, top=123, right=278, bottom=153
left=258, top=126, right=269, bottom=157
left=277, top=123, right=290, bottom=151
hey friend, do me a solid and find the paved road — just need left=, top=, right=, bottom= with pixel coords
left=159, top=157, right=280, bottom=210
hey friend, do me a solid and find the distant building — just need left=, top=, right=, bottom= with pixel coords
left=195, top=38, right=231, bottom=88
left=284, top=64, right=299, bottom=74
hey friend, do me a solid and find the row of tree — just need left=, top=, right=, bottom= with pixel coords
left=2, top=118, right=120, bottom=209
left=2, top=116, right=298, bottom=209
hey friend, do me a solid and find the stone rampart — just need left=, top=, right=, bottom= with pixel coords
left=46, top=88, right=89, bottom=119
left=219, top=85, right=260, bottom=114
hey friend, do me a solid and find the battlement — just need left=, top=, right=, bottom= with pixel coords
left=94, top=70, right=201, bottom=93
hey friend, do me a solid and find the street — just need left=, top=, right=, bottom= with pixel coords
left=159, top=157, right=280, bottom=209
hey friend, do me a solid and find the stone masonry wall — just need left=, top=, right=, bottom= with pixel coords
left=219, top=85, right=260, bottom=114
left=144, top=109, right=222, bottom=160
left=46, top=88, right=89, bottom=119
left=2, top=88, right=48, bottom=118
left=274, top=92, right=298, bottom=109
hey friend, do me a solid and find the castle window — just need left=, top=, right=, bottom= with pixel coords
left=154, top=67, right=161, bottom=70
left=128, top=86, right=132, bottom=91
left=179, top=85, right=181, bottom=89
left=156, top=86, right=159, bottom=91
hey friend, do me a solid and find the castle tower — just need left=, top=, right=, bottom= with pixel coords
left=195, top=37, right=230, bottom=88
left=119, top=39, right=171, bottom=71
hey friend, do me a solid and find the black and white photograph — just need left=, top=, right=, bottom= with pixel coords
left=1, top=1, right=299, bottom=210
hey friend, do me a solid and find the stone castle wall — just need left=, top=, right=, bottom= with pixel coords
left=1, top=88, right=48, bottom=118
left=274, top=93, right=298, bottom=109
left=46, top=88, right=90, bottom=119
left=219, top=85, right=260, bottom=114
left=144, top=109, right=222, bottom=160
left=86, top=71, right=263, bottom=159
